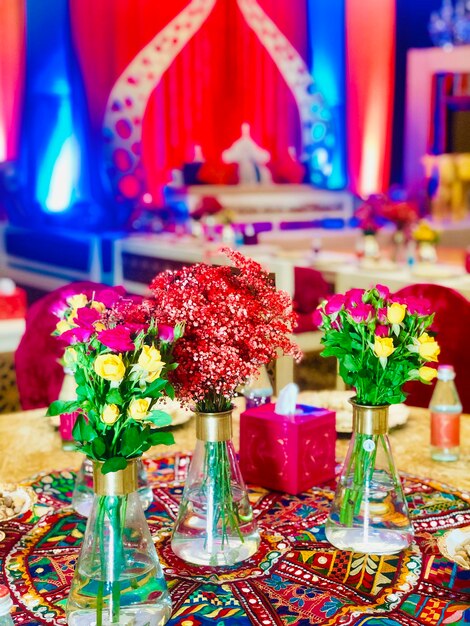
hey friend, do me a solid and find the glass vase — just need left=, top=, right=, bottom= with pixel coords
left=171, top=408, right=260, bottom=566
left=72, top=457, right=153, bottom=518
left=417, top=241, right=437, bottom=264
left=391, top=229, right=407, bottom=265
left=325, top=399, right=414, bottom=555
left=67, top=459, right=172, bottom=626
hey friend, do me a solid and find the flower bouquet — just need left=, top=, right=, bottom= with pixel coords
left=149, top=247, right=301, bottom=565
left=314, top=285, right=440, bottom=554
left=47, top=287, right=182, bottom=625
left=354, top=195, right=386, bottom=260
left=412, top=219, right=440, bottom=263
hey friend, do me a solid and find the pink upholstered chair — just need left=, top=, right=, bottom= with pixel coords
left=15, top=281, right=112, bottom=410
left=393, top=283, right=470, bottom=413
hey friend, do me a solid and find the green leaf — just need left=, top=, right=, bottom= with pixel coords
left=146, top=410, right=173, bottom=428
left=165, top=382, right=175, bottom=400
left=106, top=388, right=123, bottom=405
left=121, top=426, right=142, bottom=456
left=102, top=457, right=128, bottom=474
left=72, top=413, right=94, bottom=443
left=144, top=378, right=167, bottom=395
left=46, top=400, right=81, bottom=416
left=148, top=430, right=174, bottom=446
left=91, top=437, right=107, bottom=458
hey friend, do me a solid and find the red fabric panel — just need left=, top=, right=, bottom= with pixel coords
left=346, top=0, right=395, bottom=196
left=0, top=0, right=25, bottom=161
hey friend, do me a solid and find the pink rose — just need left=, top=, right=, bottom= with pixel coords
left=375, top=284, right=390, bottom=299
left=60, top=327, right=93, bottom=344
left=95, top=287, right=126, bottom=308
left=98, top=327, right=135, bottom=352
left=403, top=296, right=431, bottom=316
left=345, top=288, right=365, bottom=307
left=377, top=307, right=388, bottom=324
left=312, top=308, right=324, bottom=328
left=74, top=307, right=101, bottom=328
left=325, top=294, right=346, bottom=315
left=375, top=324, right=389, bottom=337
left=348, top=303, right=374, bottom=323
left=158, top=324, right=175, bottom=342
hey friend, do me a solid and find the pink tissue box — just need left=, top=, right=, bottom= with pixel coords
left=239, top=402, right=336, bottom=495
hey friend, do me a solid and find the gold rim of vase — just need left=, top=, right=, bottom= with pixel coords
left=349, top=398, right=389, bottom=435
left=92, top=458, right=138, bottom=496
left=195, top=409, right=233, bottom=442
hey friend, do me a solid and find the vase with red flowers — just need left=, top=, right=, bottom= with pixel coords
left=149, top=248, right=301, bottom=566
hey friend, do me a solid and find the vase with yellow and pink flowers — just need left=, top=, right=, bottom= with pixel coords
left=313, top=284, right=440, bottom=554
left=47, top=288, right=183, bottom=626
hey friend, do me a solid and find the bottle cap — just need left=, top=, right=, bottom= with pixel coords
left=437, top=364, right=455, bottom=381
left=0, top=585, right=13, bottom=615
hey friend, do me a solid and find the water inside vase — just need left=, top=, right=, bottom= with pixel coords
left=171, top=482, right=260, bottom=566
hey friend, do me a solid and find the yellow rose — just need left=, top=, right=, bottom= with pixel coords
left=56, top=320, right=73, bottom=335
left=128, top=398, right=151, bottom=421
left=145, top=361, right=165, bottom=383
left=138, top=345, right=163, bottom=372
left=90, top=300, right=106, bottom=313
left=94, top=322, right=106, bottom=332
left=67, top=294, right=88, bottom=309
left=66, top=307, right=82, bottom=324
left=419, top=366, right=437, bottom=382
left=373, top=336, right=395, bottom=359
left=63, top=347, right=78, bottom=368
left=94, top=354, right=126, bottom=382
left=102, top=404, right=120, bottom=425
left=387, top=302, right=407, bottom=325
left=417, top=333, right=440, bottom=362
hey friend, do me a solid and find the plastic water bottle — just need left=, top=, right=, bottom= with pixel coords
left=429, top=365, right=462, bottom=462
left=242, top=365, right=273, bottom=409
left=0, top=585, right=14, bottom=626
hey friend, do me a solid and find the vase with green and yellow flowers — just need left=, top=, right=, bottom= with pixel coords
left=313, top=285, right=440, bottom=554
left=47, top=288, right=182, bottom=626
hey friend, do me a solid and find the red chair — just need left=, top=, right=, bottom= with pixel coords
left=15, top=281, right=109, bottom=410
left=293, top=266, right=332, bottom=334
left=393, top=283, right=470, bottom=413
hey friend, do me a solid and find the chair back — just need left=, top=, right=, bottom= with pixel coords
left=293, top=266, right=332, bottom=333
left=15, top=281, right=108, bottom=410
left=393, top=283, right=470, bottom=412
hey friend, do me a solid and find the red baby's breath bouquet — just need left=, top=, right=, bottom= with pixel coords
left=148, top=248, right=301, bottom=566
left=149, top=247, right=301, bottom=412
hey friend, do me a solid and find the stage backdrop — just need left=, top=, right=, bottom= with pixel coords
left=1, top=0, right=404, bottom=229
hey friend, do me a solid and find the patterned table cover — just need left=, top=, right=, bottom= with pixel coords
left=0, top=454, right=469, bottom=626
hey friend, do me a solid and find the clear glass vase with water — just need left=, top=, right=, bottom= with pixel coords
left=171, top=408, right=260, bottom=566
left=326, top=400, right=414, bottom=555
left=67, top=459, right=171, bottom=626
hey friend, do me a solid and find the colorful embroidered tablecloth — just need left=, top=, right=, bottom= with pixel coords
left=0, top=454, right=469, bottom=625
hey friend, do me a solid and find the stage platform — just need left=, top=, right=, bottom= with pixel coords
left=168, top=184, right=355, bottom=225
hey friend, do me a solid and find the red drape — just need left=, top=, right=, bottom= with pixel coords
left=70, top=0, right=307, bottom=197
left=346, top=0, right=395, bottom=197
left=0, top=0, right=25, bottom=162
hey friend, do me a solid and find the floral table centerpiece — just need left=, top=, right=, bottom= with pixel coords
left=354, top=194, right=387, bottom=260
left=380, top=200, right=419, bottom=264
left=47, top=288, right=182, bottom=626
left=148, top=248, right=301, bottom=566
left=313, top=285, right=440, bottom=554
left=412, top=219, right=440, bottom=264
